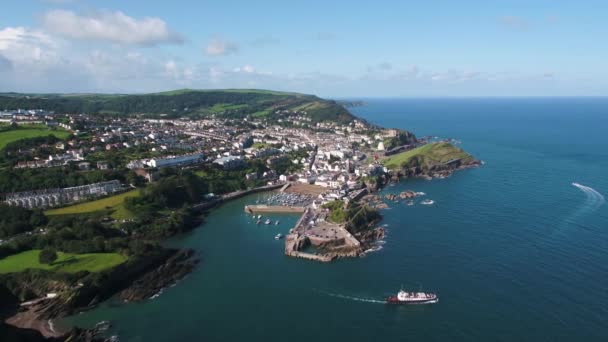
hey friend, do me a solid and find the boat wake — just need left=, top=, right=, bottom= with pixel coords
left=572, top=182, right=605, bottom=211
left=314, top=289, right=385, bottom=304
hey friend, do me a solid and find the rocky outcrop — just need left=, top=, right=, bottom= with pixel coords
left=397, top=158, right=481, bottom=180
left=399, top=191, right=416, bottom=199
left=384, top=194, right=397, bottom=201
left=2, top=248, right=199, bottom=341
left=119, top=249, right=198, bottom=302
left=0, top=323, right=61, bottom=342
left=357, top=227, right=385, bottom=244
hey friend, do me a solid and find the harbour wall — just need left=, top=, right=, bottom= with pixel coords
left=244, top=205, right=306, bottom=214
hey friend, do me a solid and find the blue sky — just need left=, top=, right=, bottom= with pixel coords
left=1, top=0, right=607, bottom=96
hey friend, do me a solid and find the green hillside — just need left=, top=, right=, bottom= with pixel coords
left=383, top=142, right=476, bottom=170
left=45, top=189, right=140, bottom=220
left=0, top=89, right=356, bottom=124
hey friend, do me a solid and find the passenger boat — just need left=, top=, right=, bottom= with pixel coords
left=386, top=289, right=438, bottom=304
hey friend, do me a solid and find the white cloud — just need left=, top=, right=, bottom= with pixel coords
left=41, top=10, right=183, bottom=46
left=205, top=38, right=239, bottom=56
left=165, top=60, right=178, bottom=76
left=233, top=64, right=255, bottom=73
left=0, top=26, right=61, bottom=66
left=0, top=54, right=12, bottom=71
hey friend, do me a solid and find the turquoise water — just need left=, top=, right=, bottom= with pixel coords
left=66, top=98, right=608, bottom=341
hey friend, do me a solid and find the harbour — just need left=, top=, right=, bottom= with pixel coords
left=62, top=98, right=608, bottom=342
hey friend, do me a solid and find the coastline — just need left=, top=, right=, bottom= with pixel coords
left=2, top=183, right=290, bottom=339
left=1, top=104, right=481, bottom=341
left=2, top=160, right=480, bottom=339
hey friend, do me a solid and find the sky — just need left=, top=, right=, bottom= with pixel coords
left=1, top=0, right=607, bottom=97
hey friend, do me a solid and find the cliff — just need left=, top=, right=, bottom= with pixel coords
left=383, top=142, right=480, bottom=178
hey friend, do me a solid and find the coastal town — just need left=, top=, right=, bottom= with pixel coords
left=1, top=107, right=413, bottom=209
left=0, top=92, right=479, bottom=341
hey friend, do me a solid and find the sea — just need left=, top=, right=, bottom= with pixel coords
left=63, top=98, right=608, bottom=341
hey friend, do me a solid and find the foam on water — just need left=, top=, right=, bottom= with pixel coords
left=314, top=289, right=385, bottom=304
left=572, top=182, right=605, bottom=210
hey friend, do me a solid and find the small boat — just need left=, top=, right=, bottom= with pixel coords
left=257, top=215, right=262, bottom=219
left=256, top=219, right=262, bottom=225
left=421, top=199, right=434, bottom=205
left=406, top=200, right=414, bottom=206
left=265, top=219, right=271, bottom=225
left=386, top=288, right=438, bottom=305
left=274, top=233, right=283, bottom=240
left=275, top=220, right=280, bottom=225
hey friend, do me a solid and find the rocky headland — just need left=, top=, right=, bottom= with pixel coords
left=1, top=248, right=198, bottom=341
left=383, top=141, right=480, bottom=180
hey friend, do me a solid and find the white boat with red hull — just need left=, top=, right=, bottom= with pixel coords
left=386, top=289, right=438, bottom=304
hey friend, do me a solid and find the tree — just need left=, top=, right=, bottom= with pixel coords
left=39, top=248, right=58, bottom=264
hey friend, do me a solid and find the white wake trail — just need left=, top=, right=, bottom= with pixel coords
left=572, top=182, right=605, bottom=209
left=314, top=289, right=385, bottom=304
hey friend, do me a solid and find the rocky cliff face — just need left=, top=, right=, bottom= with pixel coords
left=2, top=248, right=199, bottom=341
left=398, top=158, right=480, bottom=179
left=119, top=249, right=198, bottom=302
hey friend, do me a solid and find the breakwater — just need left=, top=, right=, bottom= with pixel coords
left=244, top=205, right=306, bottom=214
left=192, top=183, right=286, bottom=213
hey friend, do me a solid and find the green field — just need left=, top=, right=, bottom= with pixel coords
left=0, top=128, right=70, bottom=150
left=208, top=103, right=249, bottom=113
left=45, top=189, right=140, bottom=220
left=291, top=101, right=326, bottom=112
left=0, top=250, right=127, bottom=274
left=383, top=142, right=474, bottom=170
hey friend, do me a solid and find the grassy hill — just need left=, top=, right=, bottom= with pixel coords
left=45, top=189, right=140, bottom=220
left=0, top=89, right=356, bottom=124
left=0, top=250, right=127, bottom=274
left=383, top=142, right=476, bottom=170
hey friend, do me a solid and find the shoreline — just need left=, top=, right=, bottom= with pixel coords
left=4, top=308, right=66, bottom=339
left=3, top=163, right=479, bottom=338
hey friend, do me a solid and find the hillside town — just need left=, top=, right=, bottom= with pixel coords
left=1, top=108, right=420, bottom=210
